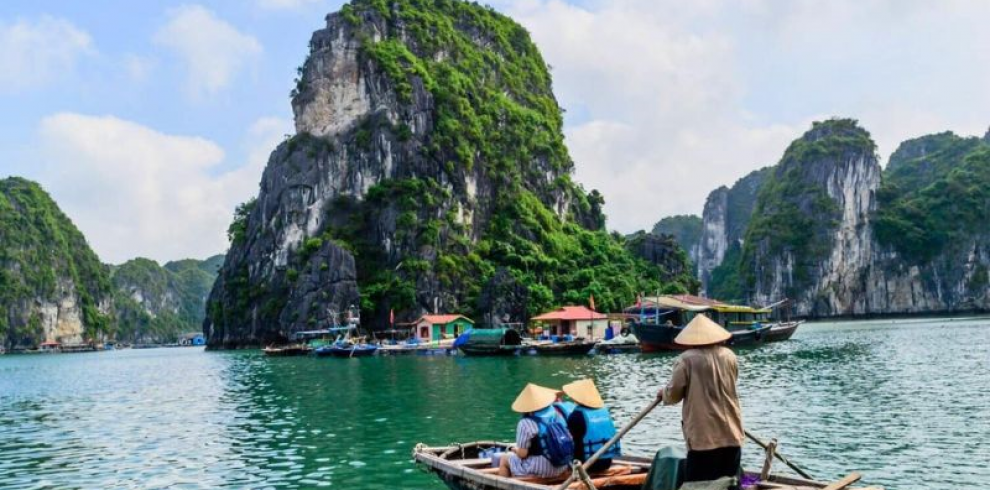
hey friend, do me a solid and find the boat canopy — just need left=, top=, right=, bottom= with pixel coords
left=625, top=295, right=770, bottom=314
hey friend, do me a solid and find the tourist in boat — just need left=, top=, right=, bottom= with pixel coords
left=562, top=378, right=620, bottom=472
left=497, top=384, right=570, bottom=478
left=657, top=314, right=743, bottom=485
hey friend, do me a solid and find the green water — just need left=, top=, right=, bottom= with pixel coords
left=2, top=317, right=988, bottom=489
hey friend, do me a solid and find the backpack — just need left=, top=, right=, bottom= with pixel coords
left=529, top=408, right=575, bottom=467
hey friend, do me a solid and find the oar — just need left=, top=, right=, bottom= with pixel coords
left=745, top=430, right=814, bottom=480
left=554, top=397, right=662, bottom=490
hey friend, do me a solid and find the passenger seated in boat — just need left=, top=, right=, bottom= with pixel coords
left=497, top=384, right=570, bottom=479
left=562, top=379, right=620, bottom=473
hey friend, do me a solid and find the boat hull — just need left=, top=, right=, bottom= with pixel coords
left=766, top=321, right=802, bottom=342
left=458, top=345, right=520, bottom=356
left=594, top=343, right=640, bottom=354
left=632, top=322, right=772, bottom=352
left=532, top=341, right=596, bottom=356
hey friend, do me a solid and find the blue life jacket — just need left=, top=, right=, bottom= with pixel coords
left=574, top=405, right=621, bottom=460
left=526, top=406, right=574, bottom=466
left=554, top=401, right=577, bottom=419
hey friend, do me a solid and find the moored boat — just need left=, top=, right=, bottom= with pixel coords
left=627, top=295, right=781, bottom=352
left=413, top=441, right=880, bottom=490
left=263, top=344, right=310, bottom=356
left=531, top=340, right=596, bottom=356
left=315, top=342, right=378, bottom=357
left=457, top=328, right=523, bottom=356
left=766, top=321, right=803, bottom=342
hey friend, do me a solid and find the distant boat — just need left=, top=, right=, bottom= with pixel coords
left=314, top=342, right=378, bottom=357
left=457, top=328, right=523, bottom=356
left=530, top=340, right=596, bottom=356
left=627, top=295, right=780, bottom=352
left=766, top=321, right=803, bottom=342
left=263, top=344, right=310, bottom=357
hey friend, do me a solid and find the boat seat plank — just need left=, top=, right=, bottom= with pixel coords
left=455, top=458, right=494, bottom=468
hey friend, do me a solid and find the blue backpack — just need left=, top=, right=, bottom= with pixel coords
left=529, top=407, right=575, bottom=467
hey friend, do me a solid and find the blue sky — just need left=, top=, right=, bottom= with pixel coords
left=2, top=0, right=989, bottom=264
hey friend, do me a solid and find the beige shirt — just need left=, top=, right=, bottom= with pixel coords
left=662, top=346, right=744, bottom=451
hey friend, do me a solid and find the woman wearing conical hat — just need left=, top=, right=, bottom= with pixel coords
left=562, top=379, right=621, bottom=473
left=657, top=314, right=743, bottom=485
left=497, top=383, right=570, bottom=478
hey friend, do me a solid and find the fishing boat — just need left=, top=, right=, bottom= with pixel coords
left=457, top=328, right=524, bottom=356
left=766, top=321, right=803, bottom=342
left=314, top=341, right=378, bottom=357
left=626, top=295, right=777, bottom=353
left=531, top=340, right=597, bottom=356
left=263, top=344, right=310, bottom=356
left=414, top=442, right=879, bottom=490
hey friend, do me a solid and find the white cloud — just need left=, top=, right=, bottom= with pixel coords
left=0, top=16, right=95, bottom=93
left=36, top=113, right=290, bottom=264
left=491, top=0, right=990, bottom=232
left=256, top=0, right=325, bottom=10
left=494, top=0, right=805, bottom=232
left=153, top=5, right=262, bottom=97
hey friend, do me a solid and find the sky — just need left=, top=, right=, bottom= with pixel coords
left=1, top=0, right=989, bottom=264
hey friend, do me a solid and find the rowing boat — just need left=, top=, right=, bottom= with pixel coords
left=531, top=341, right=597, bottom=356
left=766, top=321, right=802, bottom=342
left=413, top=441, right=879, bottom=490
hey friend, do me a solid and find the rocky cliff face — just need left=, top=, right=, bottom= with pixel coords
left=205, top=0, right=680, bottom=347
left=0, top=177, right=113, bottom=348
left=695, top=167, right=769, bottom=295
left=743, top=120, right=881, bottom=315
left=677, top=119, right=989, bottom=317
left=113, top=256, right=223, bottom=343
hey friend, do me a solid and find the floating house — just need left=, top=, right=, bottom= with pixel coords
left=530, top=306, right=608, bottom=340
left=414, top=315, right=474, bottom=343
left=39, top=341, right=61, bottom=353
left=179, top=332, right=206, bottom=346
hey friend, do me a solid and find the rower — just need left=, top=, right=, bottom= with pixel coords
left=657, top=314, right=743, bottom=486
left=562, top=378, right=621, bottom=472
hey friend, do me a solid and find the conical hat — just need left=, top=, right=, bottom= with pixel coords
left=562, top=379, right=604, bottom=409
left=674, top=314, right=731, bottom=346
left=511, top=383, right=558, bottom=413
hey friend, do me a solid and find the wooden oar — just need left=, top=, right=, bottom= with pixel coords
left=745, top=430, right=814, bottom=480
left=554, top=397, right=662, bottom=490
left=821, top=472, right=861, bottom=490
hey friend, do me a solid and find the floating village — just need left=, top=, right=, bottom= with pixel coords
left=260, top=295, right=802, bottom=358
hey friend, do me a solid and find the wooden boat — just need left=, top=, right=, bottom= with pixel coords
left=766, top=321, right=803, bottom=342
left=627, top=295, right=782, bottom=353
left=263, top=344, right=310, bottom=356
left=632, top=322, right=771, bottom=352
left=314, top=342, right=378, bottom=357
left=532, top=340, right=597, bottom=356
left=594, top=342, right=640, bottom=354
left=458, top=328, right=523, bottom=356
left=414, top=441, right=880, bottom=490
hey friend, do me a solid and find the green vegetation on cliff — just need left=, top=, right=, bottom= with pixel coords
left=875, top=132, right=990, bottom=262
left=0, top=177, right=113, bottom=346
left=113, top=255, right=223, bottom=342
left=652, top=215, right=702, bottom=255
left=738, top=119, right=872, bottom=295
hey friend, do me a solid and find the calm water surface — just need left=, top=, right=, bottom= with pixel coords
left=1, top=317, right=988, bottom=489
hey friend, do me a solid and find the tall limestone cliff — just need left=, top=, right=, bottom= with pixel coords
left=694, top=167, right=770, bottom=298
left=0, top=177, right=114, bottom=349
left=205, top=0, right=683, bottom=347
left=677, top=119, right=989, bottom=317
left=742, top=119, right=881, bottom=315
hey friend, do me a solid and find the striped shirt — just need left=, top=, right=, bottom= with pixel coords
left=508, top=417, right=569, bottom=478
